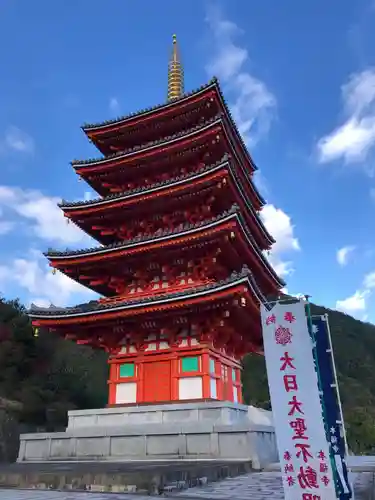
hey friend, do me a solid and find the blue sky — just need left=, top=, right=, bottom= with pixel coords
left=0, top=0, right=375, bottom=322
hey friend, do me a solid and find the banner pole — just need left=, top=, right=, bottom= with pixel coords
left=305, top=298, right=340, bottom=498
left=324, top=313, right=349, bottom=456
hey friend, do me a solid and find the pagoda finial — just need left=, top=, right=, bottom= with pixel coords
left=168, top=34, right=184, bottom=101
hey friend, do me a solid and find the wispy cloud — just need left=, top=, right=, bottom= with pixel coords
left=336, top=268, right=375, bottom=318
left=336, top=290, right=370, bottom=317
left=317, top=68, right=375, bottom=168
left=260, top=204, right=300, bottom=277
left=364, top=270, right=375, bottom=289
left=0, top=126, right=34, bottom=154
left=0, top=185, right=92, bottom=246
left=0, top=249, right=96, bottom=307
left=109, top=97, right=120, bottom=114
left=205, top=6, right=276, bottom=146
left=336, top=245, right=356, bottom=266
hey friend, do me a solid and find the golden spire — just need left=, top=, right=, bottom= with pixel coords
left=168, top=34, right=184, bottom=101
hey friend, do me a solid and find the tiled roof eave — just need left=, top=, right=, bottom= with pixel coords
left=46, top=206, right=241, bottom=259
left=81, top=79, right=217, bottom=132
left=61, top=155, right=274, bottom=247
left=60, top=156, right=229, bottom=210
left=46, top=208, right=284, bottom=289
left=28, top=266, right=265, bottom=319
left=72, top=114, right=222, bottom=168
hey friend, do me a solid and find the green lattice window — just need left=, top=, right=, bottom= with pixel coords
left=181, top=356, right=199, bottom=373
left=119, top=363, right=135, bottom=378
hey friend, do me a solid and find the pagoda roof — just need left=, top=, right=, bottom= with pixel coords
left=60, top=155, right=273, bottom=247
left=73, top=114, right=235, bottom=168
left=82, top=79, right=217, bottom=132
left=28, top=266, right=266, bottom=321
left=46, top=206, right=284, bottom=289
left=62, top=156, right=227, bottom=209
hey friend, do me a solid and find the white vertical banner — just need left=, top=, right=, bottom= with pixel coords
left=260, top=300, right=337, bottom=500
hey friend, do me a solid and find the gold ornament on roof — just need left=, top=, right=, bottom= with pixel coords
left=167, top=34, right=184, bottom=101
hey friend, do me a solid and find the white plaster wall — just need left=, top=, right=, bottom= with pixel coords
left=210, top=378, right=217, bottom=399
left=179, top=377, right=203, bottom=400
left=115, top=382, right=137, bottom=404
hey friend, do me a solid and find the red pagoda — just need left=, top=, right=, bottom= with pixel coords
left=29, top=35, right=283, bottom=407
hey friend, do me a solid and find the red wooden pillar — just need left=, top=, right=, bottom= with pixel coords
left=171, top=355, right=179, bottom=401
left=137, top=359, right=144, bottom=403
left=202, top=350, right=210, bottom=399
left=227, top=366, right=234, bottom=402
left=108, top=359, right=117, bottom=405
left=216, top=358, right=223, bottom=400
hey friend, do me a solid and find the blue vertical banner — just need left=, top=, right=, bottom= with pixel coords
left=312, top=314, right=352, bottom=499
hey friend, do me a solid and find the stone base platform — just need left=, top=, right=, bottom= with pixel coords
left=0, top=459, right=253, bottom=494
left=17, top=402, right=277, bottom=469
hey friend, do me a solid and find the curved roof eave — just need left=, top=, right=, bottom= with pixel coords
left=61, top=157, right=228, bottom=211
left=81, top=79, right=217, bottom=133
left=61, top=156, right=274, bottom=247
left=73, top=115, right=222, bottom=169
left=28, top=267, right=265, bottom=320
left=46, top=209, right=284, bottom=288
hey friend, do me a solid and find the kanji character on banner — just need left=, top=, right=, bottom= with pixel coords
left=302, top=495, right=321, bottom=500
left=284, top=451, right=292, bottom=461
left=286, top=476, right=295, bottom=486
left=290, top=418, right=308, bottom=440
left=295, top=443, right=313, bottom=463
left=288, top=395, right=304, bottom=415
left=284, top=463, right=294, bottom=473
left=280, top=352, right=296, bottom=371
left=321, top=476, right=330, bottom=486
left=266, top=314, right=276, bottom=325
left=284, top=311, right=296, bottom=323
left=284, top=374, right=298, bottom=392
left=297, top=465, right=319, bottom=489
left=319, top=463, right=328, bottom=473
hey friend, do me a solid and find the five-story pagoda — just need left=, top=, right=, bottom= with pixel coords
left=29, top=35, right=284, bottom=407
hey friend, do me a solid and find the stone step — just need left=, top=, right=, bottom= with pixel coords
left=172, top=470, right=373, bottom=499
left=0, top=460, right=252, bottom=495
left=0, top=470, right=373, bottom=499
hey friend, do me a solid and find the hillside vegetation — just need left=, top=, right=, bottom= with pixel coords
left=0, top=296, right=374, bottom=460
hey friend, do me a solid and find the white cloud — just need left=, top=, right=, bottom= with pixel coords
left=336, top=290, right=369, bottom=317
left=1, top=126, right=34, bottom=154
left=0, top=208, right=13, bottom=235
left=0, top=185, right=91, bottom=245
left=205, top=7, right=276, bottom=146
left=0, top=249, right=96, bottom=307
left=336, top=245, right=356, bottom=266
left=260, top=204, right=300, bottom=277
left=335, top=269, right=375, bottom=319
left=364, top=271, right=375, bottom=289
left=84, top=190, right=94, bottom=201
left=317, top=68, right=375, bottom=165
left=109, top=97, right=120, bottom=114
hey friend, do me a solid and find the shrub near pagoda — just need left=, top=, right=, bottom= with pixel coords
left=0, top=295, right=108, bottom=461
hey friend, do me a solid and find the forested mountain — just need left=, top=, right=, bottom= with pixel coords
left=0, top=296, right=374, bottom=461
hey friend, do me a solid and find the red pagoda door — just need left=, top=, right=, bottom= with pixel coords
left=143, top=360, right=171, bottom=402
left=222, top=365, right=231, bottom=401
